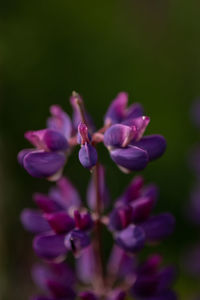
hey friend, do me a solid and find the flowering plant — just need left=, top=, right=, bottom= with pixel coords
left=18, top=92, right=176, bottom=300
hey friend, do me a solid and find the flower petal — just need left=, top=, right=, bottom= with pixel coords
left=33, top=234, right=66, bottom=260
left=43, top=129, right=68, bottom=151
left=47, top=105, right=72, bottom=139
left=131, top=196, right=155, bottom=223
left=76, top=246, right=96, bottom=284
left=45, top=212, right=75, bottom=234
left=104, top=124, right=136, bottom=148
left=17, top=149, right=34, bottom=166
left=132, top=134, right=166, bottom=161
left=125, top=102, right=144, bottom=120
left=20, top=209, right=51, bottom=233
left=104, top=92, right=128, bottom=125
left=110, top=146, right=149, bottom=171
left=33, top=193, right=62, bottom=213
left=140, top=213, right=175, bottom=243
left=64, top=229, right=90, bottom=255
left=79, top=144, right=98, bottom=169
left=115, top=224, right=145, bottom=253
left=23, top=150, right=66, bottom=178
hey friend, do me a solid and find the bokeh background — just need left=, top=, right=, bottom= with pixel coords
left=0, top=0, right=200, bottom=299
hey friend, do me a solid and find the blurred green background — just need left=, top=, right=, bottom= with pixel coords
left=0, top=0, right=200, bottom=299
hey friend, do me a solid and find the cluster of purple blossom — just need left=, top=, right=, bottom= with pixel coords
left=18, top=92, right=177, bottom=300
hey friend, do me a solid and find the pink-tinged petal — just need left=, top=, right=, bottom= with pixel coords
left=87, top=164, right=109, bottom=211
left=132, top=134, right=167, bottom=161
left=78, top=122, right=90, bottom=144
left=125, top=102, right=144, bottom=120
left=17, top=149, right=34, bottom=166
left=79, top=143, right=98, bottom=169
left=115, top=224, right=145, bottom=253
left=140, top=213, right=175, bottom=243
left=20, top=209, right=51, bottom=234
left=33, top=234, right=66, bottom=261
left=123, top=116, right=150, bottom=141
left=23, top=150, right=66, bottom=178
left=25, top=130, right=47, bottom=149
left=131, top=196, right=155, bottom=223
left=110, top=146, right=149, bottom=172
left=104, top=92, right=128, bottom=125
left=104, top=124, right=136, bottom=148
left=109, top=205, right=133, bottom=231
left=76, top=245, right=96, bottom=283
left=74, top=210, right=93, bottom=231
left=48, top=105, right=72, bottom=139
left=49, top=177, right=81, bottom=210
left=45, top=212, right=75, bottom=234
left=33, top=193, right=62, bottom=213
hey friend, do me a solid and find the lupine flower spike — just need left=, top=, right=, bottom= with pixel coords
left=18, top=91, right=176, bottom=300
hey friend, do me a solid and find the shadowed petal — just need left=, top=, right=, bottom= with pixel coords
left=132, top=135, right=166, bottom=161
left=64, top=229, right=90, bottom=254
left=131, top=197, right=155, bottom=223
left=110, top=146, right=149, bottom=172
left=125, top=102, right=144, bottom=120
left=23, top=150, right=66, bottom=178
left=33, top=234, right=66, bottom=260
left=20, top=209, right=51, bottom=233
left=43, top=129, right=68, bottom=151
left=76, top=246, right=96, bottom=284
left=115, top=224, right=145, bottom=253
left=17, top=149, right=34, bottom=166
left=140, top=213, right=175, bottom=243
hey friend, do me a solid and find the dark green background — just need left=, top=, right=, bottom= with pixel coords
left=0, top=0, right=200, bottom=299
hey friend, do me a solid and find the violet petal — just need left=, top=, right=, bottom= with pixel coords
left=33, top=234, right=66, bottom=260
left=132, top=134, right=166, bottom=161
left=45, top=212, right=75, bottom=234
left=115, top=224, right=145, bottom=253
left=110, top=145, right=149, bottom=171
left=23, top=150, right=66, bottom=178
left=79, top=143, right=97, bottom=169
left=104, top=92, right=128, bottom=125
left=20, top=209, right=51, bottom=234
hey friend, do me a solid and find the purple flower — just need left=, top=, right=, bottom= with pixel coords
left=18, top=106, right=72, bottom=179
left=31, top=262, right=76, bottom=300
left=103, top=92, right=166, bottom=172
left=131, top=254, right=177, bottom=299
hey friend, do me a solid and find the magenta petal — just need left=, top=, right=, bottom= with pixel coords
left=45, top=212, right=75, bottom=234
left=132, top=134, right=166, bottom=161
left=104, top=92, right=128, bottom=125
left=20, top=209, right=51, bottom=233
left=140, top=213, right=175, bottom=243
left=46, top=280, right=76, bottom=299
left=131, top=197, right=155, bottom=223
left=33, top=234, right=66, bottom=260
left=33, top=193, right=62, bottom=213
left=110, top=146, right=149, bottom=171
left=116, top=224, right=145, bottom=253
left=23, top=150, right=66, bottom=178
left=125, top=102, right=144, bottom=120
left=117, top=176, right=144, bottom=204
